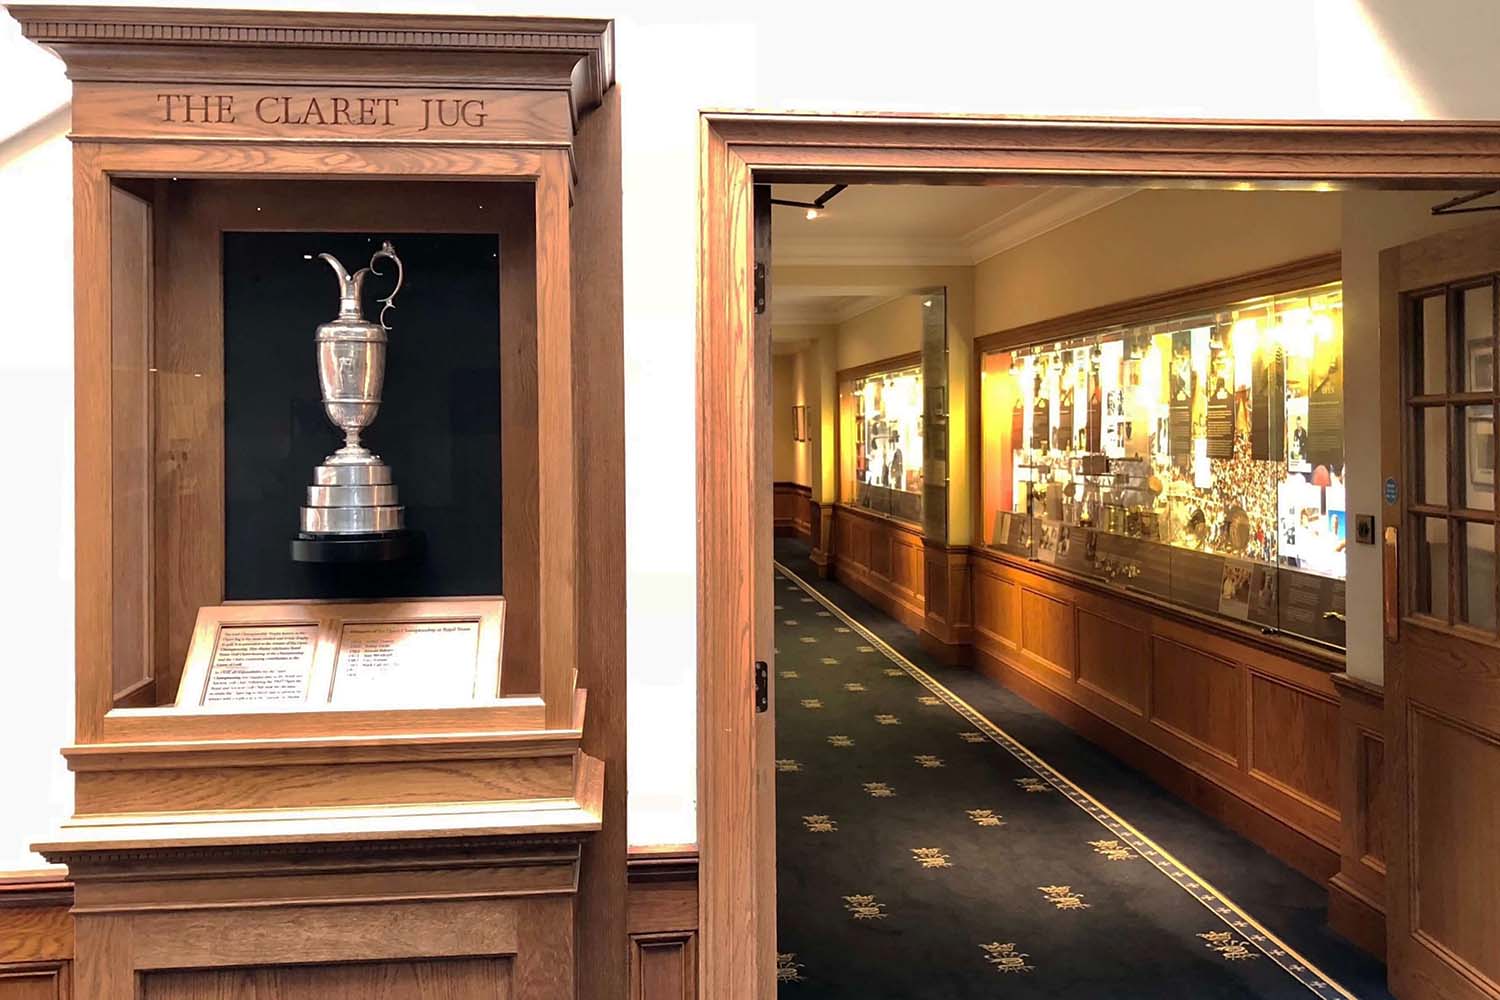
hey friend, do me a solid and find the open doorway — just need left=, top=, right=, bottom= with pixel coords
left=699, top=114, right=1500, bottom=1000
left=767, top=181, right=1383, bottom=999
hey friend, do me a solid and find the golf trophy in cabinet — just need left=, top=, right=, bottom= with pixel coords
left=9, top=6, right=619, bottom=998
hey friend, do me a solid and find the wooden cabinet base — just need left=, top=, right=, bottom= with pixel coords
left=52, top=823, right=598, bottom=999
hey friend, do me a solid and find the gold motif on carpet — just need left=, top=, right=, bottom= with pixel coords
left=980, top=942, right=1034, bottom=974
left=843, top=894, right=888, bottom=920
left=776, top=953, right=806, bottom=982
left=967, top=809, right=1005, bottom=827
left=1198, top=931, right=1258, bottom=960
left=917, top=695, right=942, bottom=706
left=958, top=731, right=987, bottom=743
left=799, top=636, right=818, bottom=643
left=821, top=656, right=840, bottom=665
left=1090, top=839, right=1135, bottom=861
left=843, top=682, right=867, bottom=692
left=863, top=782, right=896, bottom=797
left=780, top=670, right=799, bottom=679
left=883, top=668, right=906, bottom=677
left=1014, top=777, right=1051, bottom=793
left=800, top=698, right=823, bottom=710
left=875, top=714, right=902, bottom=725
left=775, top=759, right=801, bottom=773
left=803, top=814, right=837, bottom=833
left=857, top=644, right=876, bottom=652
left=914, top=754, right=945, bottom=767
left=912, top=847, right=952, bottom=869
left=1039, top=885, right=1089, bottom=910
left=827, top=735, right=855, bottom=748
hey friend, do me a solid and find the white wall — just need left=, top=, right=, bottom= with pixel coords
left=0, top=111, right=74, bottom=873
left=1, top=0, right=1497, bottom=862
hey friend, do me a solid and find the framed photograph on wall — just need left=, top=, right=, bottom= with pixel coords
left=793, top=404, right=808, bottom=442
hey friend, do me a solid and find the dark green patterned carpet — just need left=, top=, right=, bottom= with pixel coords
left=773, top=545, right=1389, bottom=999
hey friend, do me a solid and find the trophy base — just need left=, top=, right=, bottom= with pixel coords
left=290, top=529, right=424, bottom=564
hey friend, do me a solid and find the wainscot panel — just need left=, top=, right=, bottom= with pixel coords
left=772, top=482, right=812, bottom=541
left=1329, top=674, right=1386, bottom=958
left=0, top=875, right=73, bottom=1000
left=627, top=849, right=698, bottom=1000
left=969, top=548, right=1343, bottom=883
left=829, top=505, right=925, bottom=631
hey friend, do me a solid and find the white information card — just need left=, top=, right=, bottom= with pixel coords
left=174, top=599, right=504, bottom=713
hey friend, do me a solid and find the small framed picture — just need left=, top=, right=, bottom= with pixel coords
left=793, top=404, right=809, bottom=442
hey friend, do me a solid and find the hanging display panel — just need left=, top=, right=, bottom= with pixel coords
left=840, top=361, right=926, bottom=524
left=979, top=279, right=1345, bottom=647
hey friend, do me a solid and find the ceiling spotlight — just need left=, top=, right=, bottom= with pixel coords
left=805, top=207, right=820, bottom=221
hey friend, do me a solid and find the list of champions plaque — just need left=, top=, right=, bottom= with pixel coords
left=331, top=620, right=482, bottom=706
left=202, top=624, right=319, bottom=705
left=173, top=599, right=504, bottom=711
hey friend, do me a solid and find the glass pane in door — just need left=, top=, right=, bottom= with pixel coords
left=1463, top=520, right=1497, bottom=631
left=1461, top=404, right=1496, bottom=512
left=1416, top=406, right=1449, bottom=506
left=1416, top=293, right=1448, bottom=395
left=1461, top=283, right=1495, bottom=392
left=1414, top=516, right=1450, bottom=619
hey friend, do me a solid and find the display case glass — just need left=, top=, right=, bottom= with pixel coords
left=979, top=280, right=1346, bottom=646
left=840, top=361, right=926, bottom=523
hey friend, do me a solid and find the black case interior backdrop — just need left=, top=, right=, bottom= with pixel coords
left=222, top=231, right=502, bottom=601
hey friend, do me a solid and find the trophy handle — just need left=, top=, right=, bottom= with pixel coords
left=369, top=240, right=404, bottom=331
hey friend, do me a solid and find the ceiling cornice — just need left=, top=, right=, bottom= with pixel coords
left=965, top=187, right=1137, bottom=263
left=773, top=186, right=1138, bottom=268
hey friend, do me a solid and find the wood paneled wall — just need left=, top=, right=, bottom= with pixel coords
left=0, top=877, right=72, bottom=1000
left=970, top=549, right=1345, bottom=882
left=772, top=482, right=812, bottom=541
left=1329, top=674, right=1386, bottom=958
left=829, top=505, right=926, bottom=631
left=627, top=850, right=698, bottom=1000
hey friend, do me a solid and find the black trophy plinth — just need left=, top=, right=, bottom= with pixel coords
left=291, top=529, right=424, bottom=564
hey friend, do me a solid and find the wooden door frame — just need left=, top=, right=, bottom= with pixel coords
left=697, top=111, right=1500, bottom=998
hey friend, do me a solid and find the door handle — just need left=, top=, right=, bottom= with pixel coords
left=1383, top=524, right=1399, bottom=642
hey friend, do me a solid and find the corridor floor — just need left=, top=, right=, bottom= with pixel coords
left=773, top=539, right=1391, bottom=1000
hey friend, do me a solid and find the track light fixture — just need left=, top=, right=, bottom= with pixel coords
left=772, top=183, right=847, bottom=219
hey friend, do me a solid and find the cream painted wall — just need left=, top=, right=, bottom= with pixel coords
left=791, top=350, right=812, bottom=487
left=973, top=190, right=1344, bottom=334
left=2, top=0, right=1498, bottom=862
left=772, top=353, right=798, bottom=483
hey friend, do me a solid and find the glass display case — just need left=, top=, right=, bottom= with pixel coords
left=840, top=361, right=926, bottom=523
left=980, top=280, right=1347, bottom=647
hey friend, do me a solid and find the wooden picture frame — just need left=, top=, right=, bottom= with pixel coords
left=793, top=403, right=808, bottom=442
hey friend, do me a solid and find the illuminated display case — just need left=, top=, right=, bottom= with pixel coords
left=840, top=361, right=926, bottom=523
left=980, top=280, right=1346, bottom=647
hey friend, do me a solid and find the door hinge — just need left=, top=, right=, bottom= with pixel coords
left=754, top=660, right=769, bottom=713
left=754, top=262, right=767, bottom=315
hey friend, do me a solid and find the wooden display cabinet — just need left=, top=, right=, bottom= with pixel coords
left=9, top=7, right=616, bottom=998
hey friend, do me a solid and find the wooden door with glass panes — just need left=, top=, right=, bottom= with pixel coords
left=1384, top=221, right=1500, bottom=1000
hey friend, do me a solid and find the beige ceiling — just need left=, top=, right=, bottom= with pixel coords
left=772, top=184, right=1045, bottom=241
left=771, top=183, right=1137, bottom=325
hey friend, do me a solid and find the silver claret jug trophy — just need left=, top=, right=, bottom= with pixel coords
left=291, top=240, right=421, bottom=563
